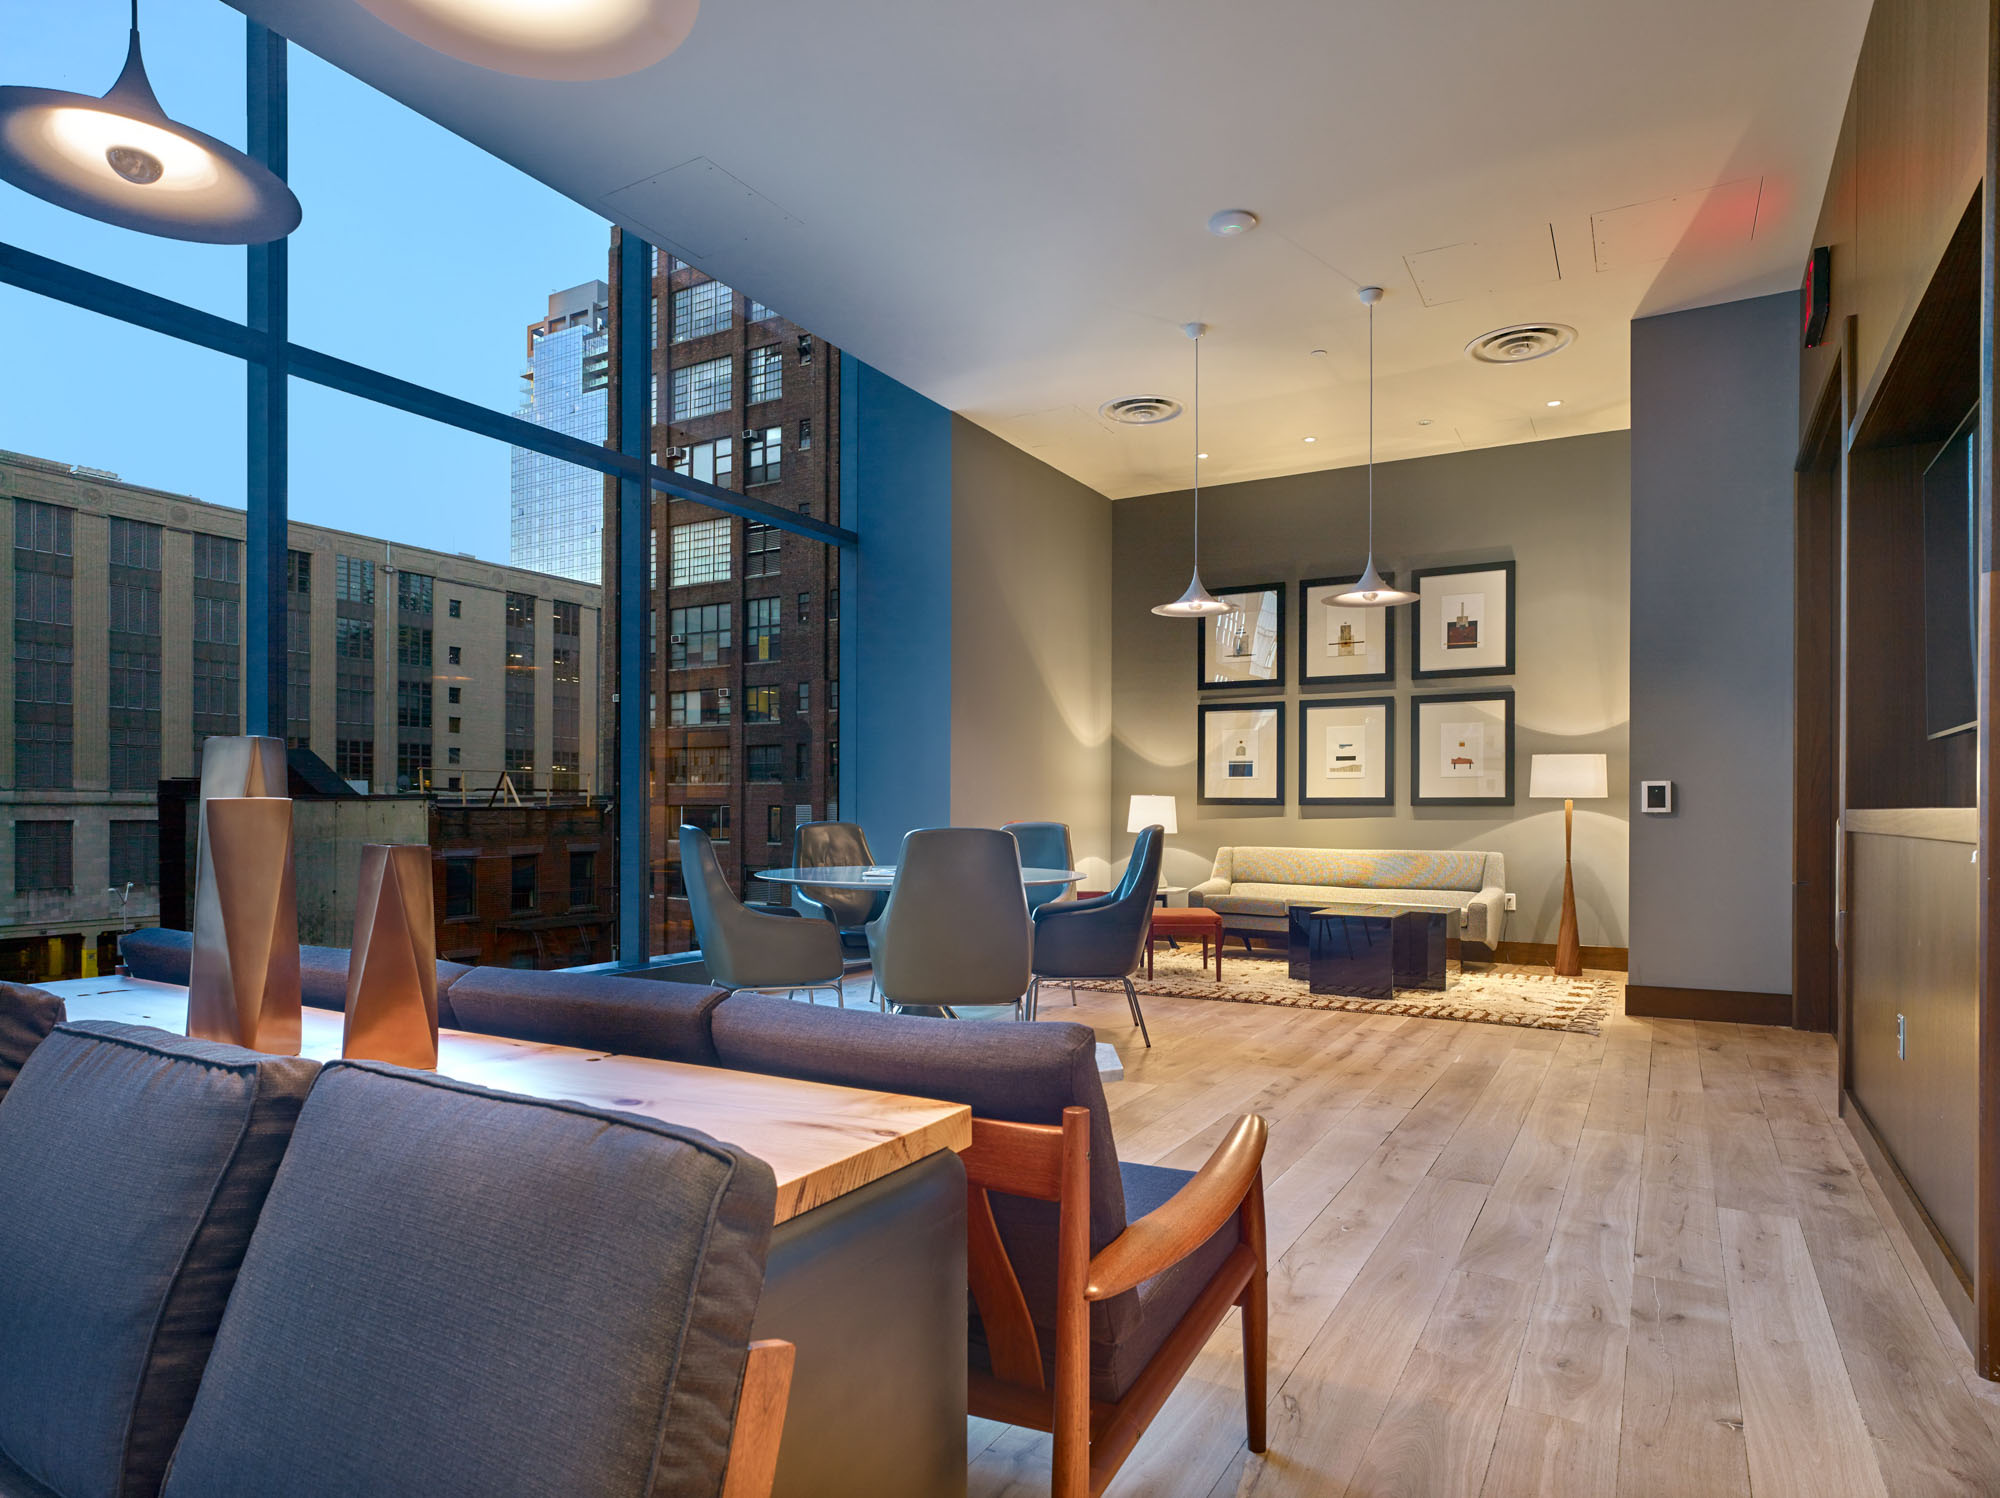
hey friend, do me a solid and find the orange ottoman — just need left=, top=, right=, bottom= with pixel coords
left=1147, top=906, right=1225, bottom=982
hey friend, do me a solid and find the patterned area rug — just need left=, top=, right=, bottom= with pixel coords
left=1074, top=948, right=1619, bottom=1035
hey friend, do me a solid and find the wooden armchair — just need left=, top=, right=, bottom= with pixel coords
left=964, top=1106, right=1269, bottom=1498
left=722, top=1340, right=797, bottom=1498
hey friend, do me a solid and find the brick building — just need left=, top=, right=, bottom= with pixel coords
left=604, top=236, right=843, bottom=953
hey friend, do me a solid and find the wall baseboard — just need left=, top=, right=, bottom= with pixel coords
left=1487, top=940, right=1628, bottom=972
left=1842, top=1089, right=1977, bottom=1355
left=1624, top=984, right=1792, bottom=1025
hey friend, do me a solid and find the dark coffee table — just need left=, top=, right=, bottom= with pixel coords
left=1286, top=902, right=1449, bottom=999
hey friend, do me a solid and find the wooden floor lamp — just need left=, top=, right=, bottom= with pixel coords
left=1528, top=754, right=1609, bottom=978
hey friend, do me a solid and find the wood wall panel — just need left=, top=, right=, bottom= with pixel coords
left=1800, top=0, right=1986, bottom=453
left=1850, top=0, right=1988, bottom=420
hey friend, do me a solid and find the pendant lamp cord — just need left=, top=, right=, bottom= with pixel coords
left=1184, top=334, right=1200, bottom=568
left=1366, top=295, right=1375, bottom=548
left=131, top=0, right=139, bottom=32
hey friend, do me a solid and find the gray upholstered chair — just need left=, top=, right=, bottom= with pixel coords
left=1000, top=821, right=1076, bottom=914
left=156, top=1058, right=790, bottom=1498
left=867, top=827, right=1031, bottom=1016
left=791, top=820, right=887, bottom=950
left=1026, top=825, right=1163, bottom=1045
left=0, top=1021, right=320, bottom=1498
left=684, top=825, right=847, bottom=1004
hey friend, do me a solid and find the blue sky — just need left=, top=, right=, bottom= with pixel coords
left=0, top=0, right=611, bottom=562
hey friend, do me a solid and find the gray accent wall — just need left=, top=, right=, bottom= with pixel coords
left=1629, top=292, right=1798, bottom=995
left=949, top=418, right=1115, bottom=886
left=1112, top=432, right=1632, bottom=951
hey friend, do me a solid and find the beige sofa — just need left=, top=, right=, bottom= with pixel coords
left=1189, top=846, right=1508, bottom=955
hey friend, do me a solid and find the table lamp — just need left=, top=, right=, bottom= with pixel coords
left=1528, top=754, right=1608, bottom=978
left=1127, top=794, right=1179, bottom=835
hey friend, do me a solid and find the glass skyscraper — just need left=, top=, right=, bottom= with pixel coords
left=510, top=282, right=610, bottom=583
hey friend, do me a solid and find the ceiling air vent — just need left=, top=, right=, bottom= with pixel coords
left=1465, top=323, right=1576, bottom=364
left=1099, top=395, right=1183, bottom=425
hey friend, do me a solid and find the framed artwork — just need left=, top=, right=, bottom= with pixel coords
left=1299, top=574, right=1396, bottom=686
left=1299, top=696, right=1394, bottom=806
left=1412, top=560, right=1516, bottom=679
left=1410, top=690, right=1515, bottom=806
left=1198, top=582, right=1285, bottom=690
left=1197, top=700, right=1285, bottom=805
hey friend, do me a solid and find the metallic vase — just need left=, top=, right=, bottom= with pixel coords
left=342, top=844, right=440, bottom=1069
left=187, top=796, right=302, bottom=1054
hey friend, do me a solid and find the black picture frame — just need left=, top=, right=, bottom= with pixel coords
left=1298, top=695, right=1395, bottom=806
left=1196, top=699, right=1286, bottom=806
left=1196, top=582, right=1286, bottom=691
left=1298, top=573, right=1397, bottom=687
left=1409, top=689, right=1516, bottom=806
left=1411, top=560, right=1517, bottom=680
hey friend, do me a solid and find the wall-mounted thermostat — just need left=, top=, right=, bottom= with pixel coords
left=1640, top=780, right=1673, bottom=814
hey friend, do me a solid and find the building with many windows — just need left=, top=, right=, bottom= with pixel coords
left=604, top=246, right=841, bottom=950
left=1, top=449, right=601, bottom=981
left=510, top=281, right=610, bottom=583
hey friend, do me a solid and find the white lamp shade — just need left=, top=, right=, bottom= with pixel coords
left=1529, top=753, right=1609, bottom=800
left=1128, top=794, right=1179, bottom=835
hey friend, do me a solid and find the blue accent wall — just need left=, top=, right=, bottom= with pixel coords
left=840, top=352, right=954, bottom=853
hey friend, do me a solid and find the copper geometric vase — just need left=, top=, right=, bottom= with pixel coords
left=187, top=795, right=303, bottom=1055
left=195, top=734, right=287, bottom=870
left=341, top=844, right=439, bottom=1069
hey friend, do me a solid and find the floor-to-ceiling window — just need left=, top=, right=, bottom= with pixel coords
left=0, top=1, right=853, bottom=977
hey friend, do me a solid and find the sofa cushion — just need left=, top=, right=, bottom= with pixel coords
left=710, top=994, right=1152, bottom=1399
left=0, top=984, right=64, bottom=1107
left=118, top=926, right=192, bottom=985
left=0, top=1022, right=318, bottom=1498
left=0, top=1449, right=61, bottom=1498
left=159, top=1061, right=776, bottom=1498
left=1226, top=847, right=1489, bottom=892
left=443, top=967, right=727, bottom=1065
left=1207, top=883, right=1473, bottom=922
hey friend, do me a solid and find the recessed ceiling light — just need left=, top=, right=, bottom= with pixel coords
left=1303, top=436, right=1316, bottom=443
left=1309, top=348, right=1328, bottom=358
left=1417, top=419, right=1433, bottom=426
left=1198, top=452, right=1208, bottom=459
left=1207, top=208, right=1259, bottom=237
left=1546, top=399, right=1563, bottom=407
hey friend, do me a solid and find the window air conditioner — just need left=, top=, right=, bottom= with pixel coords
left=718, top=687, right=731, bottom=699
left=669, top=634, right=685, bottom=644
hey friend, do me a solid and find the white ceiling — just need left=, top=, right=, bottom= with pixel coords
left=232, top=0, right=1872, bottom=499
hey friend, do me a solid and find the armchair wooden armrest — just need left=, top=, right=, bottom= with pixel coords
left=721, top=1339, right=797, bottom=1498
left=1086, top=1115, right=1267, bottom=1300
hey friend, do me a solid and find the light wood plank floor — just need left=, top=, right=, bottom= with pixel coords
left=952, top=979, right=2000, bottom=1498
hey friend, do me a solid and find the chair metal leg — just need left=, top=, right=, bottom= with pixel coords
left=1069, top=981, right=1076, bottom=1007
left=1026, top=977, right=1039, bottom=1022
left=1122, top=977, right=1152, bottom=1048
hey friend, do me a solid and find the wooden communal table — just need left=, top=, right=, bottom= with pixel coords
left=45, top=976, right=970, bottom=1225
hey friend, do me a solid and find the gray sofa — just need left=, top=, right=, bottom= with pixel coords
left=1189, top=845, right=1508, bottom=953
left=112, top=926, right=1250, bottom=1472
left=0, top=1012, right=779, bottom=1498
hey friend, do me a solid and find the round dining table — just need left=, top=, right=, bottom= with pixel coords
left=753, top=865, right=1086, bottom=890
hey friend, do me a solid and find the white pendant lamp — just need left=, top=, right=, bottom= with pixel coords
left=1153, top=322, right=1233, bottom=619
left=0, top=1, right=301, bottom=245
left=356, top=0, right=701, bottom=81
left=1331, top=286, right=1419, bottom=609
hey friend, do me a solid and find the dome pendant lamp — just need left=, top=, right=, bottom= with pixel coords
left=1153, top=322, right=1233, bottom=619
left=355, top=0, right=702, bottom=81
left=0, top=0, right=301, bottom=244
left=1331, top=286, right=1419, bottom=608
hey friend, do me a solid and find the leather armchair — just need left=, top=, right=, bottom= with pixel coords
left=682, top=825, right=847, bottom=1003
left=791, top=821, right=886, bottom=948
left=1027, top=825, right=1162, bottom=1045
left=867, top=828, right=1031, bottom=1015
left=1000, top=821, right=1075, bottom=914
